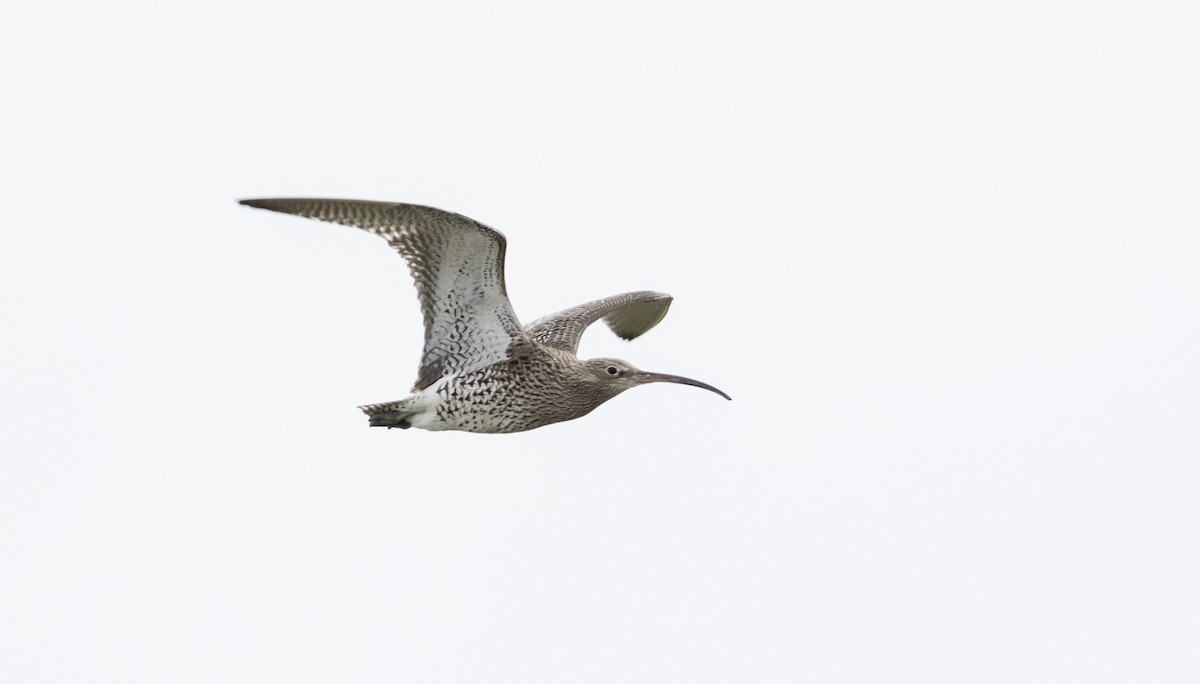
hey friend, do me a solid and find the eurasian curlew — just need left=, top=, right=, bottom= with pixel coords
left=240, top=198, right=730, bottom=433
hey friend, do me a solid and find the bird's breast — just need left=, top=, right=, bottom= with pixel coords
left=427, top=358, right=604, bottom=433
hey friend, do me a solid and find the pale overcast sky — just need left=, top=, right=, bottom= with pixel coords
left=2, top=1, right=1198, bottom=682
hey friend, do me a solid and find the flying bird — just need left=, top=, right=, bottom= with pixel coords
left=240, top=198, right=730, bottom=433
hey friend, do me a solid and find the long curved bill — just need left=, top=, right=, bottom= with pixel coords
left=634, top=371, right=731, bottom=400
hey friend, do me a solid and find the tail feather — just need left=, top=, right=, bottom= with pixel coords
left=359, top=400, right=416, bottom=429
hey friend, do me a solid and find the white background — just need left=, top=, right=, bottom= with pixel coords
left=2, top=1, right=1198, bottom=682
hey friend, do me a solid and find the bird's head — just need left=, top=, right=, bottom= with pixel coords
left=582, top=358, right=731, bottom=401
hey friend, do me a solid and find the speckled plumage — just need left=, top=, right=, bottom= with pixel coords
left=240, top=197, right=730, bottom=433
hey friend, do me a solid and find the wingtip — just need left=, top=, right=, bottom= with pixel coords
left=238, top=198, right=271, bottom=208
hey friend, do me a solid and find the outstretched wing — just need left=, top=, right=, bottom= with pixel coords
left=524, top=291, right=672, bottom=355
left=240, top=198, right=529, bottom=391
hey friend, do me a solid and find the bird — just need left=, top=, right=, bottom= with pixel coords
left=239, top=198, right=730, bottom=433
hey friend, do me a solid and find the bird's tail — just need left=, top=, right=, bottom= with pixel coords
left=359, top=399, right=418, bottom=429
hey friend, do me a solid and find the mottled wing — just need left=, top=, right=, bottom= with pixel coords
left=524, top=291, right=672, bottom=355
left=240, top=198, right=528, bottom=390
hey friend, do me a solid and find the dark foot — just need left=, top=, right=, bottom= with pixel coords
left=372, top=414, right=411, bottom=429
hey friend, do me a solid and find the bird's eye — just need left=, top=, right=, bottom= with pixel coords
left=606, top=366, right=619, bottom=375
